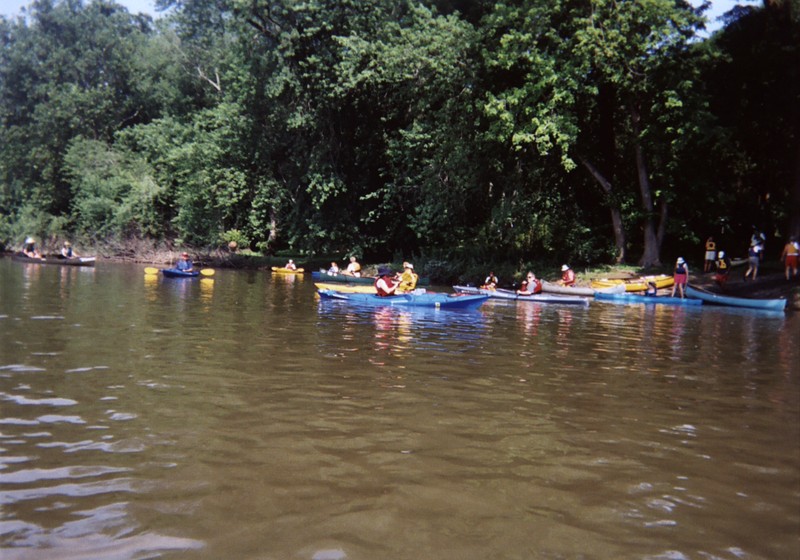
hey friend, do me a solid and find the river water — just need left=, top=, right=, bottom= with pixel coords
left=0, top=258, right=798, bottom=560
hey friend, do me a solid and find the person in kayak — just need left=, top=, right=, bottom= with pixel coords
left=644, top=281, right=658, bottom=296
left=22, top=237, right=42, bottom=258
left=559, top=264, right=576, bottom=287
left=397, top=262, right=419, bottom=293
left=327, top=262, right=340, bottom=275
left=345, top=256, right=362, bottom=277
left=176, top=252, right=194, bottom=272
left=517, top=272, right=542, bottom=295
left=671, top=257, right=688, bottom=298
left=60, top=241, right=79, bottom=259
left=483, top=271, right=498, bottom=289
left=375, top=266, right=399, bottom=296
left=284, top=259, right=297, bottom=270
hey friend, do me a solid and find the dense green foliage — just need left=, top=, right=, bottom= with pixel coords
left=1, top=0, right=797, bottom=268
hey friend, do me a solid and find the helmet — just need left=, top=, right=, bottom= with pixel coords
left=561, top=264, right=569, bottom=272
left=718, top=251, right=725, bottom=258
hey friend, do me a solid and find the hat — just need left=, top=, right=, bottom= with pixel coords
left=718, top=251, right=725, bottom=258
left=677, top=257, right=685, bottom=264
left=181, top=252, right=189, bottom=257
left=405, top=262, right=413, bottom=269
left=377, top=266, right=393, bottom=277
left=561, top=264, right=569, bottom=272
left=25, top=237, right=35, bottom=244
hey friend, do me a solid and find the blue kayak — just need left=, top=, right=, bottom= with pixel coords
left=685, top=285, right=786, bottom=311
left=453, top=286, right=589, bottom=305
left=162, top=268, right=199, bottom=278
left=317, top=289, right=488, bottom=310
left=595, top=292, right=702, bottom=306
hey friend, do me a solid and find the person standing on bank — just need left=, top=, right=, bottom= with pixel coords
left=744, top=239, right=761, bottom=281
left=714, top=251, right=731, bottom=287
left=704, top=237, right=716, bottom=273
left=671, top=257, right=688, bottom=299
left=781, top=237, right=799, bottom=280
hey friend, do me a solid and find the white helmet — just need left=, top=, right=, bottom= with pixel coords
left=718, top=251, right=725, bottom=258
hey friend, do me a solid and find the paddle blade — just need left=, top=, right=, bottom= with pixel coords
left=200, top=268, right=215, bottom=277
left=144, top=267, right=159, bottom=275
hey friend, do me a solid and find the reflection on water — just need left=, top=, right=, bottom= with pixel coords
left=0, top=258, right=798, bottom=560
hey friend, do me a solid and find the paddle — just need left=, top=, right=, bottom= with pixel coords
left=144, top=266, right=214, bottom=276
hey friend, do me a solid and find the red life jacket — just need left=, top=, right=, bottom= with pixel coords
left=562, top=269, right=575, bottom=286
left=375, top=276, right=397, bottom=297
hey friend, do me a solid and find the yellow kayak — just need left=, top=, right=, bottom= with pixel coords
left=315, top=282, right=376, bottom=293
left=271, top=266, right=304, bottom=274
left=590, top=274, right=674, bottom=292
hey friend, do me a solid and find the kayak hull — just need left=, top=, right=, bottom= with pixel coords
left=311, top=271, right=430, bottom=286
left=13, top=253, right=96, bottom=267
left=315, top=282, right=376, bottom=293
left=162, top=268, right=199, bottom=278
left=271, top=266, right=304, bottom=274
left=595, top=292, right=702, bottom=306
left=685, top=285, right=786, bottom=311
left=318, top=290, right=488, bottom=310
left=453, top=286, right=589, bottom=305
left=591, top=274, right=674, bottom=292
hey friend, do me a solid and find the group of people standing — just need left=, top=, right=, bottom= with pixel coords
left=703, top=229, right=799, bottom=284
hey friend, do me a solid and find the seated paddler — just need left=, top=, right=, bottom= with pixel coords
left=375, top=266, right=399, bottom=297
left=396, top=262, right=419, bottom=293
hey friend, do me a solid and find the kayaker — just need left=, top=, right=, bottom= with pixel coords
left=327, top=262, right=340, bottom=275
left=483, top=271, right=498, bottom=289
left=671, top=257, right=688, bottom=299
left=714, top=251, right=731, bottom=286
left=644, top=281, right=658, bottom=297
left=704, top=236, right=716, bottom=272
left=375, top=266, right=399, bottom=296
left=60, top=241, right=79, bottom=259
left=176, top=252, right=194, bottom=272
left=559, top=264, right=576, bottom=287
left=397, top=262, right=419, bottom=293
left=22, top=237, right=41, bottom=258
left=517, top=272, right=542, bottom=295
left=780, top=237, right=799, bottom=280
left=345, top=256, right=362, bottom=277
left=285, top=259, right=297, bottom=270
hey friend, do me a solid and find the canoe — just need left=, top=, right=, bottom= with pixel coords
left=12, top=253, right=96, bottom=267
left=540, top=281, right=625, bottom=296
left=453, top=286, right=589, bottom=305
left=162, top=268, right=199, bottom=278
left=595, top=292, right=702, bottom=306
left=315, top=282, right=376, bottom=293
left=311, top=270, right=430, bottom=286
left=317, top=289, right=488, bottom=310
left=591, top=274, right=674, bottom=292
left=271, top=266, right=304, bottom=274
left=685, top=285, right=786, bottom=311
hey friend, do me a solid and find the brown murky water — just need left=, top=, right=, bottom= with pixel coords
left=1, top=259, right=798, bottom=559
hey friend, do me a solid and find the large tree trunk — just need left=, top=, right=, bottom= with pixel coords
left=579, top=156, right=627, bottom=263
left=631, top=105, right=662, bottom=268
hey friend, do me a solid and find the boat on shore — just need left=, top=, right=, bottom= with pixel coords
left=12, top=253, right=96, bottom=267
left=590, top=274, right=674, bottom=292
left=453, top=286, right=589, bottom=305
left=540, top=281, right=625, bottom=296
left=311, top=270, right=430, bottom=286
left=685, top=285, right=786, bottom=311
left=317, top=289, right=488, bottom=310
left=595, top=292, right=702, bottom=306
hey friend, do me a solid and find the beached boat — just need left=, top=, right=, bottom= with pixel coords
left=12, top=253, right=96, bottom=267
left=315, top=282, right=376, bottom=293
left=590, top=274, right=674, bottom=292
left=453, top=286, right=589, bottom=305
left=271, top=266, right=304, bottom=274
left=595, top=292, right=702, bottom=306
left=685, top=285, right=786, bottom=311
left=317, top=289, right=488, bottom=310
left=161, top=268, right=199, bottom=278
left=540, top=281, right=625, bottom=296
left=311, top=270, right=430, bottom=286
